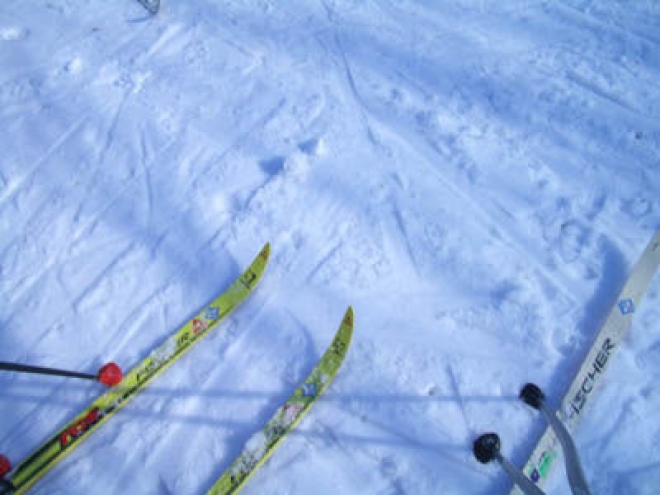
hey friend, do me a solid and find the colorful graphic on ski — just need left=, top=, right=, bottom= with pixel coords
left=208, top=307, right=354, bottom=495
left=512, top=231, right=660, bottom=494
left=4, top=244, right=270, bottom=495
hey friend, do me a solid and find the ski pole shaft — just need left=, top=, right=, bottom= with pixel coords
left=497, top=453, right=546, bottom=495
left=473, top=433, right=546, bottom=495
left=538, top=402, right=592, bottom=495
left=0, top=361, right=98, bottom=382
left=520, top=384, right=592, bottom=495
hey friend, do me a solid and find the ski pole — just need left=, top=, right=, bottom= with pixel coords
left=0, top=361, right=123, bottom=387
left=520, top=384, right=592, bottom=495
left=474, top=433, right=546, bottom=495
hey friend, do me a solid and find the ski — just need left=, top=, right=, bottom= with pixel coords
left=511, top=230, right=660, bottom=494
left=1, top=244, right=270, bottom=495
left=207, top=307, right=354, bottom=495
left=136, top=0, right=160, bottom=15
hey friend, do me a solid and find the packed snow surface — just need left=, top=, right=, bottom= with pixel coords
left=1, top=1, right=659, bottom=494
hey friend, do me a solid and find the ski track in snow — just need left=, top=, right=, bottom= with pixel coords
left=1, top=0, right=660, bottom=494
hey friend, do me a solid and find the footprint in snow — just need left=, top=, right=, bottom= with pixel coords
left=259, top=137, right=325, bottom=178
left=0, top=26, right=28, bottom=41
left=380, top=456, right=405, bottom=495
left=298, top=136, right=326, bottom=157
left=426, top=384, right=440, bottom=397
left=620, top=197, right=652, bottom=220
left=559, top=220, right=589, bottom=263
left=64, top=57, right=84, bottom=75
left=259, top=156, right=286, bottom=176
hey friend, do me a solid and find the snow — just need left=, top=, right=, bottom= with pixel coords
left=1, top=0, right=659, bottom=493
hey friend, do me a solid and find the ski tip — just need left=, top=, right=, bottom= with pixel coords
left=259, top=243, right=271, bottom=262
left=333, top=307, right=353, bottom=353
left=341, top=307, right=354, bottom=335
left=345, top=306, right=354, bottom=321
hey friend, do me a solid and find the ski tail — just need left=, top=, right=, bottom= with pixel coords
left=208, top=307, right=354, bottom=495
left=6, top=244, right=270, bottom=495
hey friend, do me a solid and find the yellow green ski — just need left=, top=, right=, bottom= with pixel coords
left=4, top=244, right=270, bottom=494
left=208, top=307, right=354, bottom=495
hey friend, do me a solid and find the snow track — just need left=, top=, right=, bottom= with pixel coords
left=1, top=1, right=659, bottom=494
